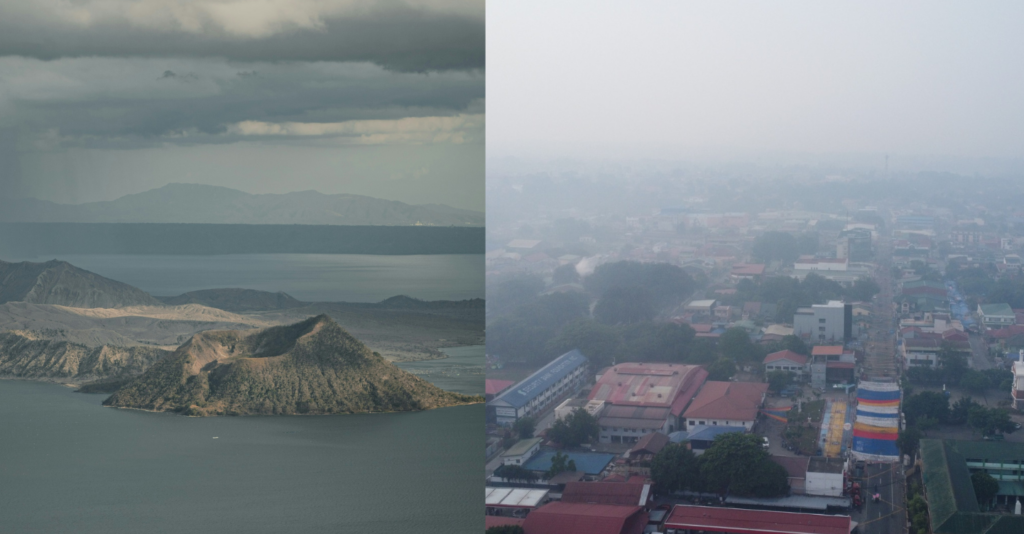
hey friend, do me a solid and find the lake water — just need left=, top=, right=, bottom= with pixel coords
left=0, top=365, right=483, bottom=533
left=13, top=254, right=484, bottom=303
left=396, top=345, right=485, bottom=396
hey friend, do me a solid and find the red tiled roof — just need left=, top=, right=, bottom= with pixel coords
left=630, top=432, right=670, bottom=456
left=731, top=264, right=766, bottom=276
left=485, top=516, right=525, bottom=528
left=811, top=346, right=844, bottom=357
left=562, top=482, right=650, bottom=507
left=683, top=381, right=768, bottom=422
left=764, top=350, right=808, bottom=366
left=590, top=363, right=705, bottom=409
left=486, top=379, right=515, bottom=396
left=670, top=367, right=709, bottom=416
left=522, top=502, right=648, bottom=534
left=664, top=505, right=851, bottom=534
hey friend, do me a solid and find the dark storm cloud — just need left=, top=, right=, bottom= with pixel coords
left=0, top=3, right=483, bottom=73
left=1, top=58, right=483, bottom=147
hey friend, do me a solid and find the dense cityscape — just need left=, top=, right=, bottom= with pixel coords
left=484, top=169, right=1024, bottom=534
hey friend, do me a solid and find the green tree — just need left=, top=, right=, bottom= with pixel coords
left=545, top=319, right=623, bottom=369
left=897, top=427, right=922, bottom=457
left=548, top=408, right=600, bottom=448
left=972, top=471, right=999, bottom=509
left=651, top=442, right=702, bottom=493
left=698, top=433, right=788, bottom=497
left=493, top=464, right=538, bottom=484
left=847, top=277, right=881, bottom=302
left=512, top=417, right=536, bottom=440
left=584, top=261, right=695, bottom=310
left=546, top=451, right=576, bottom=478
left=949, top=397, right=976, bottom=425
left=938, top=342, right=969, bottom=385
left=902, top=391, right=950, bottom=426
left=752, top=232, right=800, bottom=263
left=594, top=286, right=656, bottom=325
left=552, top=263, right=581, bottom=285
left=767, top=371, right=794, bottom=393
left=961, top=370, right=991, bottom=395
left=687, top=338, right=719, bottom=364
left=706, top=358, right=737, bottom=381
left=780, top=335, right=809, bottom=355
left=719, top=327, right=757, bottom=362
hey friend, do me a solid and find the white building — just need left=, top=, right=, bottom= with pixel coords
left=806, top=457, right=845, bottom=497
left=793, top=301, right=854, bottom=343
left=501, top=437, right=543, bottom=466
left=1013, top=351, right=1024, bottom=410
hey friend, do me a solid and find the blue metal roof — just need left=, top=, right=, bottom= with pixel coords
left=857, top=389, right=901, bottom=401
left=852, top=436, right=899, bottom=457
left=522, top=450, right=615, bottom=475
left=683, top=425, right=747, bottom=442
left=489, top=350, right=588, bottom=409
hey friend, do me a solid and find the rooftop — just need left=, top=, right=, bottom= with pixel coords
left=980, top=303, right=1015, bottom=317
left=590, top=362, right=707, bottom=411
left=485, top=379, right=515, bottom=396
left=561, top=481, right=651, bottom=507
left=485, top=487, right=550, bottom=508
left=491, top=349, right=589, bottom=409
left=664, top=505, right=851, bottom=534
left=522, top=451, right=616, bottom=475
left=683, top=381, right=768, bottom=422
left=522, top=502, right=648, bottom=534
left=811, top=346, right=844, bottom=357
left=629, top=431, right=670, bottom=456
left=687, top=299, right=718, bottom=309
left=764, top=349, right=809, bottom=366
left=808, top=456, right=845, bottom=474
left=503, top=437, right=543, bottom=458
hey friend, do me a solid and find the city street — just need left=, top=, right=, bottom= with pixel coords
left=851, top=462, right=906, bottom=534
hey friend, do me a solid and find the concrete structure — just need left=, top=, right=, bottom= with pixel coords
left=554, top=398, right=605, bottom=421
left=808, top=346, right=853, bottom=388
left=664, top=505, right=852, bottom=534
left=806, top=457, right=845, bottom=497
left=920, top=439, right=1024, bottom=531
left=980, top=303, right=1016, bottom=329
left=489, top=349, right=589, bottom=425
left=900, top=337, right=971, bottom=370
left=793, top=301, right=854, bottom=343
left=764, top=349, right=809, bottom=376
left=682, top=381, right=768, bottom=430
left=502, top=437, right=543, bottom=466
left=684, top=299, right=716, bottom=314
left=1013, top=350, right=1024, bottom=410
left=589, top=363, right=708, bottom=443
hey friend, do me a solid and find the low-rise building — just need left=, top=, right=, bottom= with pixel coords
left=488, top=349, right=590, bottom=425
left=793, top=301, right=854, bottom=343
left=561, top=481, right=652, bottom=508
left=806, top=457, right=845, bottom=497
left=980, top=303, right=1016, bottom=329
left=663, top=505, right=852, bottom=534
left=502, top=437, right=543, bottom=466
left=589, top=363, right=708, bottom=443
left=764, top=349, right=809, bottom=376
left=522, top=502, right=648, bottom=534
left=682, top=381, right=768, bottom=430
left=920, top=439, right=1024, bottom=530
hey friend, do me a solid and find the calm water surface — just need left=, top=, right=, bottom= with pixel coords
left=15, top=254, right=484, bottom=302
left=0, top=348, right=484, bottom=533
left=396, top=346, right=485, bottom=396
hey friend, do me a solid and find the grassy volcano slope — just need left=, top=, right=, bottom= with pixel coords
left=104, top=315, right=483, bottom=416
left=0, top=259, right=162, bottom=308
left=0, top=331, right=172, bottom=383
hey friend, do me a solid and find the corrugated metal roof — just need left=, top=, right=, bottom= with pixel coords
left=562, top=482, right=650, bottom=506
left=485, top=487, right=550, bottom=508
left=490, top=350, right=588, bottom=409
left=665, top=505, right=851, bottom=534
left=522, top=502, right=648, bottom=534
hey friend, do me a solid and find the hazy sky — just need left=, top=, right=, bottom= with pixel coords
left=0, top=1, right=484, bottom=210
left=488, top=2, right=1024, bottom=165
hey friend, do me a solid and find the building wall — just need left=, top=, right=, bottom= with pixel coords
left=685, top=418, right=753, bottom=430
left=493, top=362, right=589, bottom=425
left=502, top=442, right=541, bottom=466
left=793, top=303, right=848, bottom=342
left=765, top=361, right=807, bottom=375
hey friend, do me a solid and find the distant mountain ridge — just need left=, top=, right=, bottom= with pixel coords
left=0, top=183, right=484, bottom=227
left=104, top=315, right=482, bottom=416
left=0, top=259, right=162, bottom=308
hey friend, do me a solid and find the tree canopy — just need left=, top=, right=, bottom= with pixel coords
left=594, top=286, right=656, bottom=325
left=584, top=261, right=695, bottom=310
left=698, top=433, right=789, bottom=497
left=752, top=232, right=800, bottom=263
left=972, top=471, right=999, bottom=508
left=548, top=408, right=600, bottom=448
left=651, top=442, right=701, bottom=493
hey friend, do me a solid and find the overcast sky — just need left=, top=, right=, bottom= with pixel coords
left=488, top=2, right=1024, bottom=168
left=0, top=0, right=484, bottom=210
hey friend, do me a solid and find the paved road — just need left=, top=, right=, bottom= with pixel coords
left=852, top=462, right=906, bottom=534
left=968, top=333, right=995, bottom=371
